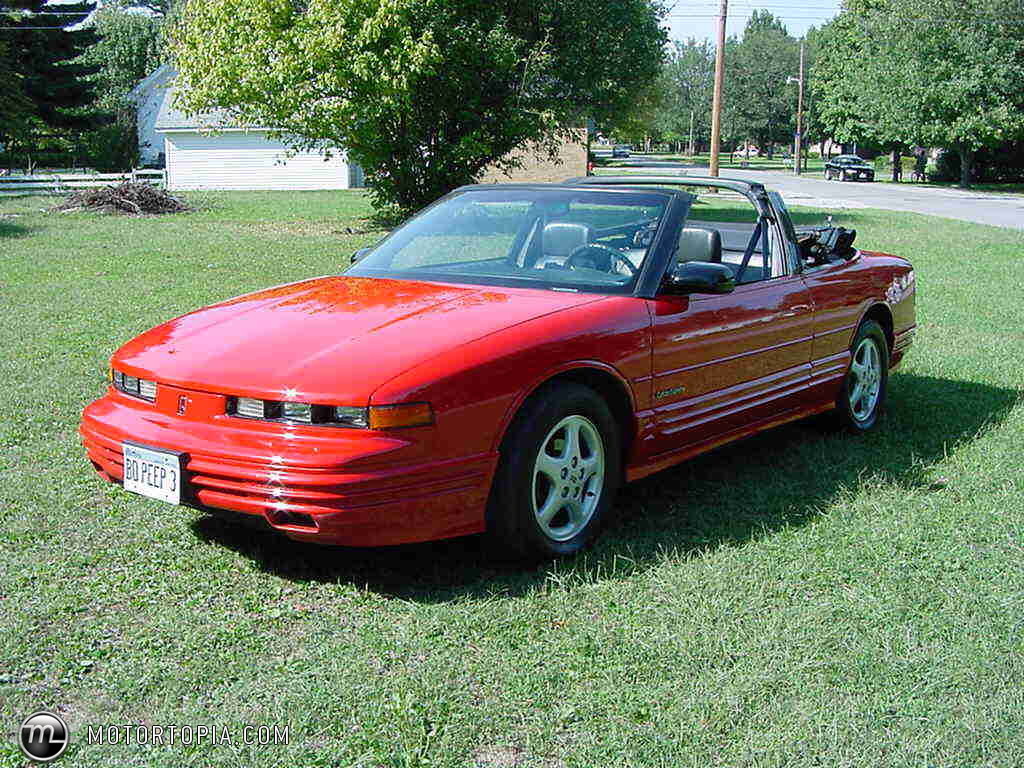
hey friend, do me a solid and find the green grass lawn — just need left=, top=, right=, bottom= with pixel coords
left=873, top=178, right=1024, bottom=195
left=2, top=191, right=1023, bottom=768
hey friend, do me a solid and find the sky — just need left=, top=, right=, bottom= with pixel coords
left=665, top=0, right=845, bottom=42
left=38, top=0, right=842, bottom=38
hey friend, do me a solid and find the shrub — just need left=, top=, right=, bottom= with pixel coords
left=928, top=143, right=1024, bottom=184
left=929, top=150, right=959, bottom=182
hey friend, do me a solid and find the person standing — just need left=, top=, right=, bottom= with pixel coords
left=913, top=147, right=927, bottom=182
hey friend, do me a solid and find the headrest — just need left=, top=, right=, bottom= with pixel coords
left=543, top=221, right=593, bottom=257
left=677, top=227, right=722, bottom=264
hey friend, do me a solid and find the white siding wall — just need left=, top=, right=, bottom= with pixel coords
left=163, top=131, right=351, bottom=191
left=134, top=70, right=175, bottom=166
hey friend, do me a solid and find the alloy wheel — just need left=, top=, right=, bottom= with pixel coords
left=849, top=337, right=882, bottom=422
left=531, top=415, right=605, bottom=542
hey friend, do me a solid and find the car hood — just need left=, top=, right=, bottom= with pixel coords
left=113, top=276, right=605, bottom=404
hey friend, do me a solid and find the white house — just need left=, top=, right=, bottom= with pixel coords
left=128, top=66, right=363, bottom=191
left=129, top=64, right=175, bottom=166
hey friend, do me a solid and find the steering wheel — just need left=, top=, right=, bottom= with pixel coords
left=565, top=244, right=638, bottom=276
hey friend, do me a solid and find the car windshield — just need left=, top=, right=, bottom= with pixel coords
left=346, top=188, right=671, bottom=293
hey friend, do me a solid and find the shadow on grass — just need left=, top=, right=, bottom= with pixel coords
left=191, top=373, right=1019, bottom=601
left=0, top=218, right=36, bottom=239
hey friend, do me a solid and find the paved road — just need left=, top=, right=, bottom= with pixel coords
left=617, top=161, right=1024, bottom=230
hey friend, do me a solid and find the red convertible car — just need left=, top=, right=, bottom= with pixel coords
left=81, top=177, right=916, bottom=558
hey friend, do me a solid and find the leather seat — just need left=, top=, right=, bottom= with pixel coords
left=677, top=226, right=722, bottom=264
left=543, top=222, right=593, bottom=258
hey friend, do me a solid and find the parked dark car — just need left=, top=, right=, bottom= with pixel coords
left=612, top=145, right=632, bottom=158
left=825, top=155, right=875, bottom=182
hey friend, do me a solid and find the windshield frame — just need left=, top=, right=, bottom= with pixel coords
left=345, top=185, right=691, bottom=296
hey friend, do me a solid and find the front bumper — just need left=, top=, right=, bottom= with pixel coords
left=81, top=386, right=497, bottom=546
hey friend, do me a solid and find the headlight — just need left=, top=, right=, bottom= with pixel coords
left=229, top=398, right=432, bottom=429
left=111, top=367, right=157, bottom=402
left=333, top=406, right=369, bottom=429
left=282, top=402, right=313, bottom=423
left=236, top=397, right=268, bottom=419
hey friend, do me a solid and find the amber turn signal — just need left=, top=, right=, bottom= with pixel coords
left=368, top=403, right=434, bottom=429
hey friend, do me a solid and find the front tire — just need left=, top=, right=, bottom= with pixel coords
left=486, top=382, right=622, bottom=560
left=835, top=320, right=889, bottom=432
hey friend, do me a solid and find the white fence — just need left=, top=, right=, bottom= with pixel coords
left=0, top=169, right=166, bottom=197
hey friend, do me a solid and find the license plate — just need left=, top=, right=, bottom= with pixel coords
left=122, top=443, right=183, bottom=505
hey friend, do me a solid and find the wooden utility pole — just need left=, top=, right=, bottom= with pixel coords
left=709, top=0, right=728, bottom=177
left=794, top=40, right=805, bottom=175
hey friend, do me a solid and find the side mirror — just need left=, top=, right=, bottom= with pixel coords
left=662, top=261, right=736, bottom=295
left=351, top=247, right=372, bottom=264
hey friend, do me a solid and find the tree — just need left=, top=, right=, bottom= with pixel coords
left=69, top=3, right=167, bottom=170
left=895, top=0, right=1024, bottom=187
left=0, top=38, right=34, bottom=164
left=604, top=81, right=664, bottom=151
left=813, top=0, right=1024, bottom=187
left=653, top=39, right=715, bottom=154
left=799, top=26, right=825, bottom=158
left=1, top=0, right=99, bottom=134
left=76, top=3, right=164, bottom=115
left=723, top=11, right=799, bottom=158
left=171, top=0, right=667, bottom=216
left=0, top=38, right=31, bottom=126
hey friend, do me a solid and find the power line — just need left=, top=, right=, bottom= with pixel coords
left=667, top=13, right=1024, bottom=22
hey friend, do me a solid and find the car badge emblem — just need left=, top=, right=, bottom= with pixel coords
left=177, top=395, right=191, bottom=415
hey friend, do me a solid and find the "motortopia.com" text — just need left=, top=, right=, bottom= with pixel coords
left=86, top=724, right=290, bottom=747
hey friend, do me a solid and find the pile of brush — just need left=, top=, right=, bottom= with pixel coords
left=53, top=182, right=190, bottom=216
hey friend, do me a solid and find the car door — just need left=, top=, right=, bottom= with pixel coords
left=799, top=258, right=877, bottom=402
left=645, top=216, right=815, bottom=459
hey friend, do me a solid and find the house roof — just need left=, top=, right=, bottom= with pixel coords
left=127, top=62, right=175, bottom=102
left=130, top=65, right=270, bottom=132
left=154, top=89, right=245, bottom=132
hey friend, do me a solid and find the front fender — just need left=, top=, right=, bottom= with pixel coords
left=369, top=297, right=652, bottom=461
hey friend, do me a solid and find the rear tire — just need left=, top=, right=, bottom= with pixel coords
left=835, top=320, right=889, bottom=432
left=486, top=382, right=622, bottom=560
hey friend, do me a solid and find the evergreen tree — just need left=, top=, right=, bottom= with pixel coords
left=1, top=0, right=100, bottom=133
left=0, top=37, right=33, bottom=162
